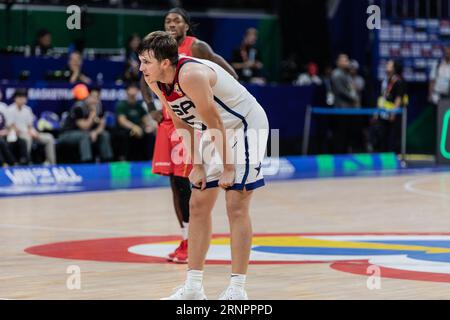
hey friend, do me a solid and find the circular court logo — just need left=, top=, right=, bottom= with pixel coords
left=24, top=233, right=450, bottom=283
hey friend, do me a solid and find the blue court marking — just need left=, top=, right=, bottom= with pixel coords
left=407, top=252, right=450, bottom=263
left=253, top=241, right=450, bottom=264
left=361, top=240, right=450, bottom=263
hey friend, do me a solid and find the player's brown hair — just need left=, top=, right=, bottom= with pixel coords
left=137, top=31, right=178, bottom=66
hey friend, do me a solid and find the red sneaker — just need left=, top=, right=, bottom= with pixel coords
left=173, top=240, right=188, bottom=264
left=167, top=240, right=184, bottom=261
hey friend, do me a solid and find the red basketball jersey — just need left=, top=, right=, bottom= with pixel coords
left=178, top=36, right=196, bottom=56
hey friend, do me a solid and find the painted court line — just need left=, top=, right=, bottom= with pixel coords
left=404, top=176, right=450, bottom=200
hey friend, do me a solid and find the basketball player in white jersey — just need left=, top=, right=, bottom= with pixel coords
left=138, top=31, right=269, bottom=300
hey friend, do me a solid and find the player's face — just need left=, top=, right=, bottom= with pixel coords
left=164, top=13, right=189, bottom=41
left=139, top=50, right=164, bottom=84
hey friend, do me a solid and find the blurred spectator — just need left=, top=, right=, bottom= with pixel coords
left=331, top=54, right=359, bottom=108
left=429, top=46, right=450, bottom=105
left=58, top=87, right=113, bottom=163
left=323, top=66, right=335, bottom=106
left=0, top=91, right=27, bottom=165
left=32, top=29, right=54, bottom=57
left=87, top=87, right=104, bottom=117
left=369, top=60, right=408, bottom=153
left=66, top=51, right=92, bottom=85
left=0, top=90, right=7, bottom=116
left=280, top=53, right=299, bottom=83
left=0, top=91, right=16, bottom=167
left=295, top=62, right=322, bottom=86
left=115, top=83, right=155, bottom=161
left=7, top=89, right=56, bottom=165
left=331, top=54, right=360, bottom=154
left=123, top=34, right=142, bottom=83
left=349, top=59, right=365, bottom=106
left=231, top=27, right=266, bottom=84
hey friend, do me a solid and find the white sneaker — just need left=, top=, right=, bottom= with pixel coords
left=218, top=286, right=248, bottom=300
left=160, top=285, right=207, bottom=300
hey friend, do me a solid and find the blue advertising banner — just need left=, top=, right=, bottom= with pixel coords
left=0, top=162, right=168, bottom=197
left=0, top=153, right=400, bottom=197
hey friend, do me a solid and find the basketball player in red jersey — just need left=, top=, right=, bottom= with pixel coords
left=140, top=8, right=238, bottom=264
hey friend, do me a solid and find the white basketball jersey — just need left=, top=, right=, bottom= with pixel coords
left=157, top=55, right=260, bottom=131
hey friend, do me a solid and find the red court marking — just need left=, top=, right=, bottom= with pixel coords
left=25, top=233, right=329, bottom=265
left=24, top=233, right=450, bottom=282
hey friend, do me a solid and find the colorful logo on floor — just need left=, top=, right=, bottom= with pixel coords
left=24, top=233, right=450, bottom=283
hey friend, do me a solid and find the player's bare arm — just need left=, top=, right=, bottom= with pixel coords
left=178, top=64, right=235, bottom=189
left=192, top=40, right=239, bottom=80
left=148, top=82, right=207, bottom=189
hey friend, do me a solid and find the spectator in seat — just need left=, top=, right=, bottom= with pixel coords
left=66, top=51, right=92, bottom=85
left=295, top=62, right=322, bottom=86
left=231, top=28, right=266, bottom=84
left=7, top=89, right=56, bottom=165
left=115, top=83, right=156, bottom=161
left=58, top=86, right=113, bottom=163
left=32, top=29, right=54, bottom=57
left=429, top=45, right=450, bottom=105
left=123, top=34, right=142, bottom=83
left=0, top=91, right=16, bottom=167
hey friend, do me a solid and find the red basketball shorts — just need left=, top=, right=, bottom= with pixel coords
left=152, top=120, right=192, bottom=178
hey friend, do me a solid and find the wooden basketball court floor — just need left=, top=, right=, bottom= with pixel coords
left=1, top=170, right=450, bottom=300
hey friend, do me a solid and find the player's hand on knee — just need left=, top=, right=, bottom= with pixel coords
left=189, top=164, right=207, bottom=190
left=219, top=165, right=235, bottom=189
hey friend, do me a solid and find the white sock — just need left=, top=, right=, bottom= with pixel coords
left=230, top=274, right=246, bottom=289
left=186, top=269, right=203, bottom=290
left=181, top=222, right=189, bottom=240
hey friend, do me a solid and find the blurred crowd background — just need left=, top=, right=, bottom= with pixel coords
left=0, top=0, right=447, bottom=166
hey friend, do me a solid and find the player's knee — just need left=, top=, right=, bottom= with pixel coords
left=226, top=202, right=248, bottom=220
left=189, top=196, right=209, bottom=219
